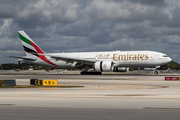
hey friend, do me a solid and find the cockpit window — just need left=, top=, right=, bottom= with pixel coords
left=163, top=55, right=168, bottom=57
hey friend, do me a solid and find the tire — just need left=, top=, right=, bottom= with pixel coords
left=154, top=71, right=158, bottom=74
left=81, top=72, right=102, bottom=75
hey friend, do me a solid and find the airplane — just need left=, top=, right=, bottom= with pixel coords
left=10, top=31, right=172, bottom=75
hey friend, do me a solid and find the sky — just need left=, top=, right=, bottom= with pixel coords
left=0, top=0, right=180, bottom=64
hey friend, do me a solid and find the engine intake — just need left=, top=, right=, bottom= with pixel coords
left=95, top=61, right=114, bottom=72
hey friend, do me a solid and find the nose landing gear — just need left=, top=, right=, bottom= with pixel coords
left=154, top=71, right=158, bottom=74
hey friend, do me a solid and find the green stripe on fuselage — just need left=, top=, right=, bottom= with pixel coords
left=18, top=33, right=33, bottom=46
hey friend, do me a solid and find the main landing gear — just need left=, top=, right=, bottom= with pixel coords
left=154, top=71, right=158, bottom=74
left=80, top=71, right=102, bottom=75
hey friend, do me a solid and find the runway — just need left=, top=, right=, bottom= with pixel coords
left=1, top=107, right=180, bottom=120
left=0, top=72, right=180, bottom=119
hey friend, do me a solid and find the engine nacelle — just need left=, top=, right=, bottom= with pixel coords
left=113, top=67, right=129, bottom=72
left=95, top=61, right=114, bottom=72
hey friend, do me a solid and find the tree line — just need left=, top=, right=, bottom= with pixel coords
left=0, top=63, right=52, bottom=70
left=0, top=61, right=179, bottom=70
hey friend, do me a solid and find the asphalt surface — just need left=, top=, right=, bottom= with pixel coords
left=1, top=107, right=180, bottom=120
left=0, top=71, right=180, bottom=120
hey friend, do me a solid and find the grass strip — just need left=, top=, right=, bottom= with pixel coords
left=0, top=85, right=84, bottom=88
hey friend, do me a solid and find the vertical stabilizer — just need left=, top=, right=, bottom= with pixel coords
left=18, top=31, right=58, bottom=67
left=18, top=31, right=45, bottom=57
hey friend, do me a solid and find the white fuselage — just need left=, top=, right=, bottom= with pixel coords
left=20, top=50, right=172, bottom=69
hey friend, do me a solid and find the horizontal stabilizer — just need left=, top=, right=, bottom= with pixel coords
left=9, top=56, right=37, bottom=61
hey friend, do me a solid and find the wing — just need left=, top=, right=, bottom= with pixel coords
left=50, top=55, right=96, bottom=65
left=9, top=56, right=37, bottom=61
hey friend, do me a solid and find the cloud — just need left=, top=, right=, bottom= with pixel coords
left=168, top=35, right=180, bottom=44
left=0, top=0, right=180, bottom=64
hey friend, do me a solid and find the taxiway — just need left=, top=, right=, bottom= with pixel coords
left=0, top=71, right=180, bottom=120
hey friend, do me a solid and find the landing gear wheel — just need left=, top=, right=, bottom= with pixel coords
left=154, top=71, right=158, bottom=74
left=81, top=72, right=102, bottom=75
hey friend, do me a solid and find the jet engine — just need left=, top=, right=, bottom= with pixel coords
left=113, top=67, right=129, bottom=72
left=95, top=61, right=114, bottom=72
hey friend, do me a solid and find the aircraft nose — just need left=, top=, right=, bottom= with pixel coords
left=168, top=57, right=172, bottom=62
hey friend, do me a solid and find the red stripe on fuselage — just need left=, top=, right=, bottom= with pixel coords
left=30, top=41, right=58, bottom=66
